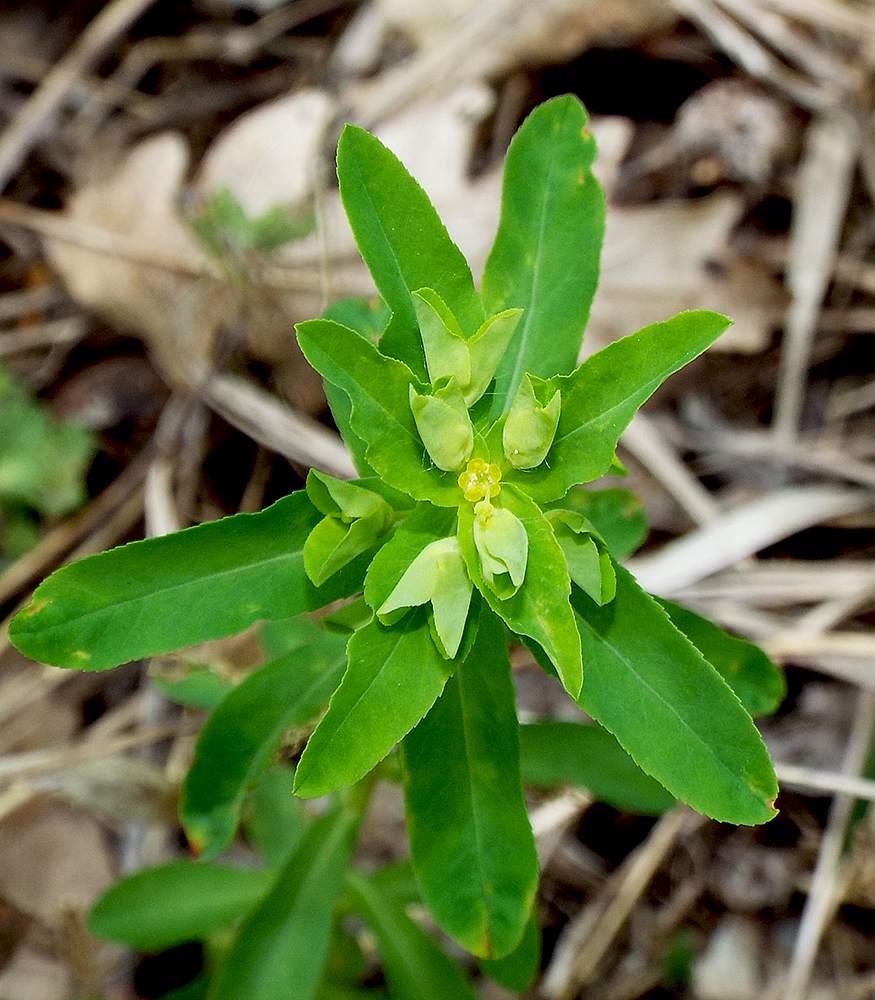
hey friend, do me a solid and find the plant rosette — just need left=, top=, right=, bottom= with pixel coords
left=9, top=95, right=781, bottom=970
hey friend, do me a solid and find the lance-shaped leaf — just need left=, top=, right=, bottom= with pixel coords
left=10, top=491, right=363, bottom=671
left=478, top=912, right=541, bottom=993
left=572, top=565, right=778, bottom=825
left=294, top=611, right=455, bottom=798
left=346, top=872, right=479, bottom=1000
left=657, top=599, right=786, bottom=717
left=402, top=610, right=538, bottom=959
left=181, top=631, right=348, bottom=860
left=304, top=472, right=395, bottom=586
left=459, top=486, right=582, bottom=698
left=503, top=311, right=732, bottom=502
left=482, top=95, right=606, bottom=418
left=296, top=318, right=458, bottom=505
left=321, top=298, right=392, bottom=478
left=209, top=806, right=358, bottom=1000
left=90, top=862, right=275, bottom=950
left=337, top=125, right=483, bottom=378
left=546, top=509, right=616, bottom=605
left=519, top=721, right=677, bottom=815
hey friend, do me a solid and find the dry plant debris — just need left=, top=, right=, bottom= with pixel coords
left=5, top=0, right=875, bottom=998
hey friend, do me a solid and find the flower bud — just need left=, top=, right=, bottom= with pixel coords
left=377, top=537, right=472, bottom=658
left=502, top=374, right=561, bottom=469
left=409, top=378, right=473, bottom=472
left=473, top=502, right=528, bottom=599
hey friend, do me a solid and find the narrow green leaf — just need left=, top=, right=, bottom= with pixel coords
left=244, top=767, right=308, bottom=868
left=321, top=298, right=391, bottom=478
left=10, top=492, right=363, bottom=671
left=209, top=806, right=357, bottom=1000
left=294, top=612, right=455, bottom=798
left=482, top=95, right=606, bottom=417
left=573, top=566, right=778, bottom=825
left=181, top=633, right=348, bottom=859
left=657, top=599, right=786, bottom=717
left=519, top=721, right=677, bottom=815
left=402, top=610, right=538, bottom=959
left=337, top=125, right=483, bottom=378
left=295, top=319, right=458, bottom=505
left=346, top=872, right=479, bottom=1000
left=503, top=311, right=732, bottom=502
left=150, top=667, right=234, bottom=711
left=89, top=863, right=274, bottom=950
left=478, top=912, right=541, bottom=992
left=458, top=486, right=582, bottom=697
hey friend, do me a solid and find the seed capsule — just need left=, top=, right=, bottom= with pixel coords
left=503, top=374, right=561, bottom=469
left=409, top=378, right=474, bottom=472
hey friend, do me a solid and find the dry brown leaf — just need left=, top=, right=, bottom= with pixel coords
left=0, top=797, right=114, bottom=929
left=592, top=191, right=786, bottom=353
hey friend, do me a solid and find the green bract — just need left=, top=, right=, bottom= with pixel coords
left=9, top=94, right=783, bottom=986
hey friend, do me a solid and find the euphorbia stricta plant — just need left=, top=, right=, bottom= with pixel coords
left=10, top=95, right=780, bottom=974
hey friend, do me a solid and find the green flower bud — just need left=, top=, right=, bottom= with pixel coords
left=502, top=374, right=561, bottom=469
left=303, top=471, right=395, bottom=586
left=473, top=501, right=528, bottom=599
left=377, top=537, right=472, bottom=658
left=409, top=378, right=474, bottom=472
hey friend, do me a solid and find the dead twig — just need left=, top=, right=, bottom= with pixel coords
left=0, top=0, right=161, bottom=193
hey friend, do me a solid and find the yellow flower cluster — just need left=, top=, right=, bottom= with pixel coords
left=457, top=458, right=502, bottom=503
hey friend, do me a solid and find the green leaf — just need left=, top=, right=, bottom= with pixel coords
left=208, top=806, right=357, bottom=1000
left=458, top=486, right=582, bottom=698
left=402, top=610, right=537, bottom=959
left=573, top=566, right=778, bottom=825
left=293, top=612, right=455, bottom=798
left=181, top=632, right=348, bottom=859
left=10, top=491, right=364, bottom=671
left=346, top=872, right=479, bottom=1000
left=337, top=125, right=483, bottom=378
left=551, top=487, right=647, bottom=560
left=150, top=667, right=234, bottom=711
left=89, top=863, right=274, bottom=950
left=482, top=95, right=605, bottom=417
left=244, top=767, right=308, bottom=867
left=320, top=299, right=391, bottom=478
left=547, top=510, right=616, bottom=605
left=295, top=319, right=458, bottom=505
left=503, top=311, right=732, bottom=502
left=0, top=360, right=96, bottom=518
left=478, top=911, right=541, bottom=992
left=657, top=600, right=786, bottom=717
left=519, top=721, right=677, bottom=815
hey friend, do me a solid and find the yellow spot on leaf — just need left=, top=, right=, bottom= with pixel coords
left=24, top=600, right=49, bottom=616
left=72, top=650, right=91, bottom=662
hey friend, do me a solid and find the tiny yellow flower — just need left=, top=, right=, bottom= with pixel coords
left=458, top=458, right=502, bottom=503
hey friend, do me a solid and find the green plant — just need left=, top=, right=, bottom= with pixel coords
left=9, top=96, right=784, bottom=997
left=0, top=360, right=95, bottom=566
